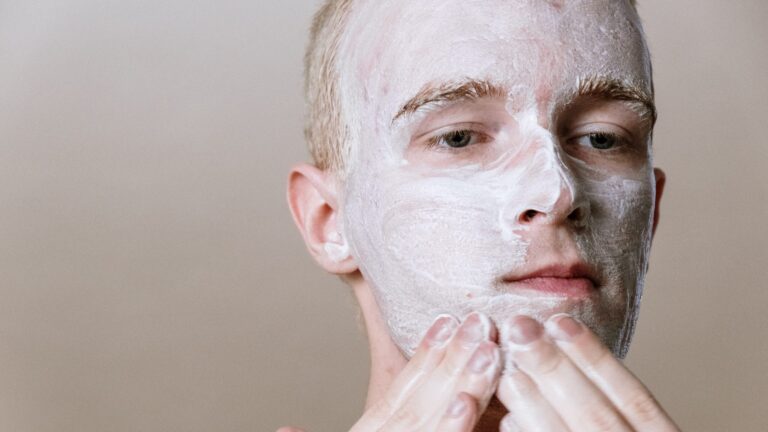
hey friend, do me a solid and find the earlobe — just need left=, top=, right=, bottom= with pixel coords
left=651, top=167, right=666, bottom=238
left=286, top=163, right=358, bottom=274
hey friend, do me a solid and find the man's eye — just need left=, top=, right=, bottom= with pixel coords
left=573, top=132, right=621, bottom=150
left=428, top=129, right=482, bottom=149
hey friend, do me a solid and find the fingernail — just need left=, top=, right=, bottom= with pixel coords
left=446, top=395, right=467, bottom=418
left=468, top=343, right=496, bottom=374
left=546, top=314, right=583, bottom=341
left=425, top=315, right=457, bottom=347
left=456, top=312, right=488, bottom=347
left=506, top=316, right=542, bottom=345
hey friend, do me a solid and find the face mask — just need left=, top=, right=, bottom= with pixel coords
left=334, top=0, right=656, bottom=357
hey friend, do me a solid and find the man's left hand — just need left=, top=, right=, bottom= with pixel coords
left=497, top=314, right=680, bottom=431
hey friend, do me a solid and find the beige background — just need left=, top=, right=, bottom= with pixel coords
left=0, top=0, right=766, bottom=431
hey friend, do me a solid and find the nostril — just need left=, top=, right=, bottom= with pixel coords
left=522, top=209, right=539, bottom=222
left=567, top=206, right=588, bottom=227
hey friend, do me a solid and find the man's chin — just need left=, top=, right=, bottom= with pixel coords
left=390, top=292, right=628, bottom=359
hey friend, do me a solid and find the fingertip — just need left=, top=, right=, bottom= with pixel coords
left=544, top=313, right=584, bottom=341
left=275, top=427, right=306, bottom=432
left=500, top=413, right=522, bottom=432
left=421, top=314, right=460, bottom=349
left=462, top=311, right=493, bottom=339
left=503, top=315, right=544, bottom=346
left=496, top=372, right=516, bottom=407
left=446, top=392, right=478, bottom=419
left=500, top=314, right=535, bottom=337
left=436, top=392, right=480, bottom=431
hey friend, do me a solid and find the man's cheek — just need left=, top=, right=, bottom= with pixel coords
left=582, top=175, right=654, bottom=268
left=575, top=173, right=655, bottom=355
left=380, top=192, right=507, bottom=295
left=344, top=177, right=519, bottom=354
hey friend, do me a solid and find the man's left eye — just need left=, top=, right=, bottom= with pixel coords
left=573, top=132, right=621, bottom=150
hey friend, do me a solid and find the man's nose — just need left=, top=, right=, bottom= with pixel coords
left=516, top=181, right=590, bottom=229
left=498, top=134, right=590, bottom=235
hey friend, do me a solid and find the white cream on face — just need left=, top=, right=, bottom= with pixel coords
left=332, top=0, right=656, bottom=357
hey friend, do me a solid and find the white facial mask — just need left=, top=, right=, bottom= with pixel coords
left=333, top=0, right=656, bottom=357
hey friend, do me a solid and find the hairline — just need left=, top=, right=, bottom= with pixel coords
left=304, top=0, right=644, bottom=176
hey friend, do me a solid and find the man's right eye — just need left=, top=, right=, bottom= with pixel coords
left=426, top=129, right=489, bottom=150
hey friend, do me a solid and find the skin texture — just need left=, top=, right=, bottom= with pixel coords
left=285, top=0, right=675, bottom=430
left=335, top=0, right=656, bottom=358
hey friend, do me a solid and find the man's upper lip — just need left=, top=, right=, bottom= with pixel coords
left=501, top=263, right=599, bottom=286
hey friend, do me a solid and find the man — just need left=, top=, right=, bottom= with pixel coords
left=283, top=0, right=678, bottom=430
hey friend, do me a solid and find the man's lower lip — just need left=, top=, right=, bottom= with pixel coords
left=506, top=277, right=596, bottom=297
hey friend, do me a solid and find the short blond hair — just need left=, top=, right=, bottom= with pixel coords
left=303, top=0, right=354, bottom=175
left=304, top=0, right=640, bottom=175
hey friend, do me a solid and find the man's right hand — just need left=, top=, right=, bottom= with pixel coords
left=277, top=312, right=502, bottom=432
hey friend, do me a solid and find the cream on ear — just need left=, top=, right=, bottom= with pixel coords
left=286, top=163, right=358, bottom=274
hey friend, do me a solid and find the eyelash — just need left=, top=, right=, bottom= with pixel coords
left=569, top=131, right=625, bottom=151
left=422, top=128, right=629, bottom=153
left=425, top=129, right=489, bottom=151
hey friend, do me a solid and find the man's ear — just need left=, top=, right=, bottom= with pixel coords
left=286, top=163, right=358, bottom=274
left=651, top=167, right=666, bottom=238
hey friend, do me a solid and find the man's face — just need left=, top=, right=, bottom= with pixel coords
left=335, top=0, right=657, bottom=357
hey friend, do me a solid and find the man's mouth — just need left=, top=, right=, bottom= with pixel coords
left=500, top=263, right=599, bottom=298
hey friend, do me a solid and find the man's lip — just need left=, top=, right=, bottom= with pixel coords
left=505, top=277, right=595, bottom=297
left=501, top=263, right=599, bottom=297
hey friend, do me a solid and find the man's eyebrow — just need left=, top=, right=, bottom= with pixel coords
left=392, top=79, right=506, bottom=124
left=391, top=76, right=657, bottom=126
left=575, top=76, right=657, bottom=126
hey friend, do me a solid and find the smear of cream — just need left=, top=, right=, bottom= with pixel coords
left=334, top=0, right=655, bottom=357
left=324, top=232, right=350, bottom=263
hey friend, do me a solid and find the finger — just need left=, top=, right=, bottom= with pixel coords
left=380, top=312, right=495, bottom=430
left=275, top=427, right=306, bottom=432
left=409, top=313, right=495, bottom=408
left=434, top=392, right=479, bottom=432
left=499, top=412, right=522, bottom=432
left=545, top=314, right=681, bottom=431
left=504, top=315, right=632, bottom=432
left=497, top=367, right=569, bottom=431
left=384, top=314, right=460, bottom=407
left=453, top=340, right=503, bottom=412
left=351, top=314, right=458, bottom=431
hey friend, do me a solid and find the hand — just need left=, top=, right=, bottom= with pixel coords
left=276, top=312, right=503, bottom=432
left=497, top=314, right=680, bottom=432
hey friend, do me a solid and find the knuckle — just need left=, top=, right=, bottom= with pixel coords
left=584, top=344, right=614, bottom=369
left=372, top=397, right=397, bottom=418
left=385, top=407, right=424, bottom=430
left=366, top=395, right=396, bottom=417
left=535, top=350, right=564, bottom=376
left=504, top=370, right=539, bottom=400
left=442, top=353, right=466, bottom=376
left=581, top=406, right=624, bottom=431
left=624, top=390, right=662, bottom=423
left=497, top=371, right=541, bottom=412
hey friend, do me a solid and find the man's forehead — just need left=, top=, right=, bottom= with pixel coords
left=338, top=0, right=650, bottom=121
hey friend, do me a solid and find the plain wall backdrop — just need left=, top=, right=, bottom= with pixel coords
left=0, top=0, right=766, bottom=431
